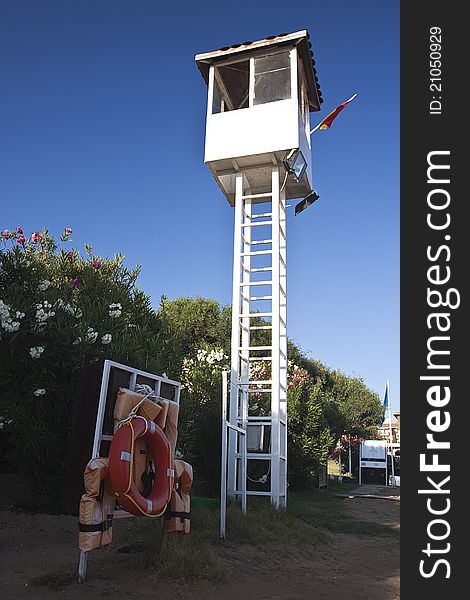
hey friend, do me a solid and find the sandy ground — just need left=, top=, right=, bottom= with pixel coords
left=0, top=484, right=399, bottom=600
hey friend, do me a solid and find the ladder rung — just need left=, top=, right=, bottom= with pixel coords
left=252, top=212, right=272, bottom=219
left=241, top=221, right=272, bottom=228
left=251, top=239, right=272, bottom=246
left=250, top=325, right=272, bottom=330
left=235, top=453, right=272, bottom=460
left=244, top=379, right=272, bottom=385
left=244, top=356, right=272, bottom=361
left=240, top=251, right=272, bottom=257
left=239, top=312, right=272, bottom=318
left=100, top=434, right=113, bottom=441
left=238, top=346, right=272, bottom=351
left=235, top=491, right=272, bottom=496
left=247, top=416, right=272, bottom=421
left=240, top=280, right=272, bottom=287
left=247, top=453, right=271, bottom=460
left=248, top=388, right=272, bottom=393
left=251, top=295, right=272, bottom=301
left=251, top=267, right=272, bottom=273
left=241, top=192, right=273, bottom=200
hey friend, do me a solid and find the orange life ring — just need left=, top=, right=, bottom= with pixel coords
left=108, top=416, right=174, bottom=517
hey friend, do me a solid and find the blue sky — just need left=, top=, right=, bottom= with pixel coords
left=0, top=1, right=400, bottom=409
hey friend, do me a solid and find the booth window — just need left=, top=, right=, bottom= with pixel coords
left=213, top=60, right=250, bottom=112
left=253, top=52, right=291, bottom=105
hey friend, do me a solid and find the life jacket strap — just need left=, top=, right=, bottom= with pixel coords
left=79, top=516, right=113, bottom=533
left=164, top=510, right=190, bottom=522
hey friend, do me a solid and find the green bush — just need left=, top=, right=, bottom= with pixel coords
left=287, top=368, right=333, bottom=489
left=0, top=227, right=166, bottom=504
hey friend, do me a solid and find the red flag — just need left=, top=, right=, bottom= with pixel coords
left=311, top=93, right=357, bottom=133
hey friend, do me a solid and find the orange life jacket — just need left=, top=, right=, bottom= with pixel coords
left=79, top=458, right=116, bottom=552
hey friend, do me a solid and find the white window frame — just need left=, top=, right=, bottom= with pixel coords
left=208, top=47, right=298, bottom=115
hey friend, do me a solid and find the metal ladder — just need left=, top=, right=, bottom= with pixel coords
left=226, top=166, right=288, bottom=510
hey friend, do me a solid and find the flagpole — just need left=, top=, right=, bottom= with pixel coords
left=387, top=380, right=396, bottom=485
left=310, top=121, right=323, bottom=135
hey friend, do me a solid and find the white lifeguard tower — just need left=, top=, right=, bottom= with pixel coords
left=195, top=30, right=322, bottom=513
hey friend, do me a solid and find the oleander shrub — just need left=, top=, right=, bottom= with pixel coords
left=0, top=226, right=166, bottom=506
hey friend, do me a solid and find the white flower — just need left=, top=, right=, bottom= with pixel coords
left=108, top=303, right=122, bottom=318
left=85, top=327, right=98, bottom=343
left=197, top=349, right=207, bottom=361
left=2, top=320, right=20, bottom=332
left=72, top=337, right=82, bottom=345
left=35, top=302, right=55, bottom=323
left=29, top=346, right=45, bottom=359
left=0, top=300, right=22, bottom=332
left=33, top=388, right=46, bottom=396
left=101, top=333, right=112, bottom=345
left=38, top=279, right=51, bottom=291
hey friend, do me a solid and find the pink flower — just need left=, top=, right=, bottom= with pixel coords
left=65, top=227, right=72, bottom=235
left=66, top=251, right=74, bottom=259
left=91, top=260, right=102, bottom=269
left=31, top=232, right=42, bottom=243
left=71, top=276, right=80, bottom=289
left=1, top=229, right=10, bottom=239
left=16, top=234, right=26, bottom=243
left=16, top=227, right=23, bottom=234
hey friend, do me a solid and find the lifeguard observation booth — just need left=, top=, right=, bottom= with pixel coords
left=195, top=30, right=322, bottom=513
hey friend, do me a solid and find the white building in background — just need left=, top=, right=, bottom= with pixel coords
left=377, top=411, right=400, bottom=451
